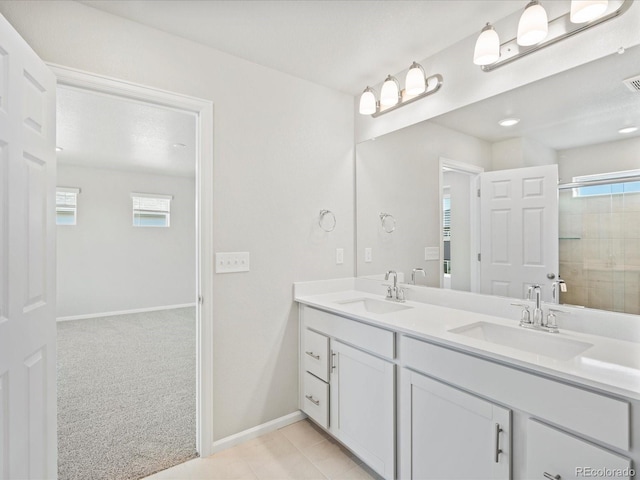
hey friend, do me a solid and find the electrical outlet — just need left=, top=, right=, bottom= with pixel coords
left=365, top=248, right=372, bottom=263
left=215, top=252, right=250, bottom=273
left=336, top=248, right=344, bottom=265
left=425, top=247, right=439, bottom=261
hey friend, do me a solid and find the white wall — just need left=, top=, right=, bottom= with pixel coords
left=558, top=136, right=640, bottom=182
left=0, top=1, right=354, bottom=441
left=356, top=121, right=491, bottom=286
left=56, top=164, right=195, bottom=318
left=492, top=137, right=557, bottom=171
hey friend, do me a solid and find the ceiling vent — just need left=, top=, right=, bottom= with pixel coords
left=623, top=74, right=640, bottom=92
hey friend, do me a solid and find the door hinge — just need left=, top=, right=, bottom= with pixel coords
left=477, top=253, right=481, bottom=261
left=198, top=295, right=203, bottom=305
left=477, top=188, right=481, bottom=197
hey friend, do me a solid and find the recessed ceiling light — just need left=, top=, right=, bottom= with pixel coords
left=172, top=143, right=186, bottom=148
left=56, top=146, right=63, bottom=152
left=618, top=126, right=638, bottom=134
left=498, top=118, right=520, bottom=127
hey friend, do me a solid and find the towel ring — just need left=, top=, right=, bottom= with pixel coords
left=319, top=209, right=336, bottom=232
left=380, top=212, right=396, bottom=233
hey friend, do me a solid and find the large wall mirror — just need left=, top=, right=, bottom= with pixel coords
left=356, top=44, right=640, bottom=315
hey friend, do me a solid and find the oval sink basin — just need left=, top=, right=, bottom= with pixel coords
left=335, top=297, right=413, bottom=315
left=448, top=321, right=593, bottom=361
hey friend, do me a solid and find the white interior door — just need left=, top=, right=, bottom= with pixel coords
left=0, top=14, right=57, bottom=479
left=479, top=165, right=558, bottom=302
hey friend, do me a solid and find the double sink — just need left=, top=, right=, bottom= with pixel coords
left=334, top=296, right=593, bottom=362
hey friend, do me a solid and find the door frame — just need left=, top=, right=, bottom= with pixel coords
left=438, top=157, right=483, bottom=292
left=49, top=63, right=215, bottom=457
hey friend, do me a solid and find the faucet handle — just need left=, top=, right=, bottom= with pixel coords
left=386, top=286, right=393, bottom=300
left=511, top=303, right=531, bottom=325
left=546, top=308, right=569, bottom=333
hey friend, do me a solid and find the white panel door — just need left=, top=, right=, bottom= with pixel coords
left=0, top=14, right=57, bottom=480
left=480, top=165, right=558, bottom=302
left=330, top=340, right=395, bottom=480
left=403, top=370, right=511, bottom=480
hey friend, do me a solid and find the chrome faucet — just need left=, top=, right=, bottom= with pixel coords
left=411, top=268, right=426, bottom=285
left=511, top=284, right=569, bottom=333
left=384, top=270, right=405, bottom=302
left=552, top=279, right=567, bottom=302
left=528, top=284, right=543, bottom=326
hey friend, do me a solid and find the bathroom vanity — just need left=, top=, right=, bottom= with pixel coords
left=295, top=278, right=640, bottom=480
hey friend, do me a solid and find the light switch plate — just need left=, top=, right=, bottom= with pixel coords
left=365, top=248, right=372, bottom=263
left=336, top=248, right=344, bottom=265
left=216, top=252, right=250, bottom=273
left=425, top=247, right=440, bottom=261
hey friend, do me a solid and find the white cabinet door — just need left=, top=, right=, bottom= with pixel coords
left=402, top=369, right=511, bottom=480
left=330, top=340, right=395, bottom=480
left=480, top=165, right=558, bottom=302
left=526, top=419, right=632, bottom=480
left=0, top=14, right=57, bottom=480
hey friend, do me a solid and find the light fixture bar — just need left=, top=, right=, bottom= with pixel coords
left=481, top=0, right=631, bottom=72
left=371, top=73, right=443, bottom=118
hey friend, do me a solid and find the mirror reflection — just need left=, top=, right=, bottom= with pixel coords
left=356, top=44, right=640, bottom=315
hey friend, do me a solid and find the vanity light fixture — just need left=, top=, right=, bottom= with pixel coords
left=474, top=0, right=631, bottom=72
left=499, top=118, right=521, bottom=127
left=517, top=1, right=548, bottom=46
left=618, top=126, right=638, bottom=134
left=358, top=62, right=444, bottom=117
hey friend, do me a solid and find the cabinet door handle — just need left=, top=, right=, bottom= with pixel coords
left=331, top=351, right=337, bottom=371
left=305, top=394, right=319, bottom=406
left=494, top=423, right=503, bottom=463
left=305, top=351, right=320, bottom=360
left=543, top=474, right=561, bottom=480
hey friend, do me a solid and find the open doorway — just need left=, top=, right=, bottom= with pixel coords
left=439, top=158, right=483, bottom=292
left=53, top=73, right=208, bottom=479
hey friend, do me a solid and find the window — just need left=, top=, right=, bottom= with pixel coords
left=56, top=187, right=79, bottom=225
left=572, top=170, right=640, bottom=197
left=442, top=195, right=451, bottom=239
left=131, top=193, right=172, bottom=227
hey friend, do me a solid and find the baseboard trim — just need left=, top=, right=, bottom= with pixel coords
left=56, top=303, right=197, bottom=322
left=210, top=411, right=307, bottom=455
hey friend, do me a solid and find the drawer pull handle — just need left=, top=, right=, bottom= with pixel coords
left=331, top=351, right=337, bottom=371
left=305, top=394, right=320, bottom=406
left=305, top=351, right=320, bottom=360
left=543, top=474, right=561, bottom=480
left=494, top=423, right=503, bottom=463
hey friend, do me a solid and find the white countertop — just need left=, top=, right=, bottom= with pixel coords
left=295, top=288, right=640, bottom=401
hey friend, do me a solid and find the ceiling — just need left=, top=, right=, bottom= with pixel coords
left=80, top=0, right=524, bottom=95
left=427, top=43, right=640, bottom=151
left=57, top=86, right=197, bottom=177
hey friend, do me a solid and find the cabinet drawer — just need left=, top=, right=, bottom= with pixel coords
left=402, top=336, right=630, bottom=451
left=527, top=419, right=631, bottom=480
left=304, top=306, right=395, bottom=359
left=304, top=329, right=329, bottom=382
left=303, top=372, right=329, bottom=429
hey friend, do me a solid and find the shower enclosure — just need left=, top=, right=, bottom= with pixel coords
left=558, top=172, right=640, bottom=314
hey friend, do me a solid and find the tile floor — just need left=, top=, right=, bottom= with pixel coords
left=143, top=420, right=381, bottom=480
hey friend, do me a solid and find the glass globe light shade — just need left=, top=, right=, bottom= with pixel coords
left=359, top=87, right=377, bottom=115
left=380, top=75, right=400, bottom=107
left=570, top=0, right=608, bottom=23
left=473, top=23, right=500, bottom=66
left=517, top=1, right=549, bottom=46
left=405, top=62, right=426, bottom=96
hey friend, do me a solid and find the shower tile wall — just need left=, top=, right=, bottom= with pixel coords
left=559, top=190, right=640, bottom=314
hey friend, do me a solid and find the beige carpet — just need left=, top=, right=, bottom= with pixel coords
left=57, top=307, right=197, bottom=480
